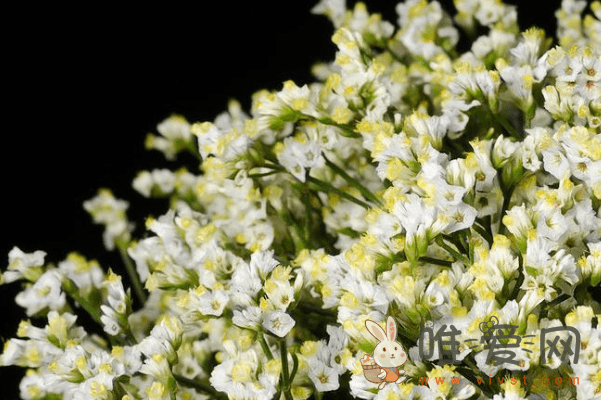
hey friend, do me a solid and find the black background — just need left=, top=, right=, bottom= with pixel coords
left=0, top=0, right=571, bottom=396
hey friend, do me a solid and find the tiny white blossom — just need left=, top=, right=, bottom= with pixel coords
left=4, top=247, right=46, bottom=284
left=308, top=362, right=340, bottom=392
left=262, top=310, right=295, bottom=337
left=15, top=269, right=66, bottom=316
left=232, top=306, right=262, bottom=330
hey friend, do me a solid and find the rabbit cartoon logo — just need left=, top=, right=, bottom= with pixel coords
left=362, top=316, right=407, bottom=390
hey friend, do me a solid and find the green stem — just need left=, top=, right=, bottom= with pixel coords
left=540, top=293, right=570, bottom=319
left=118, top=245, right=147, bottom=305
left=385, top=43, right=404, bottom=64
left=483, top=99, right=521, bottom=140
left=62, top=278, right=102, bottom=324
left=296, top=302, right=338, bottom=319
left=323, top=154, right=382, bottom=206
left=185, top=140, right=202, bottom=161
left=315, top=117, right=359, bottom=138
left=444, top=136, right=465, bottom=158
left=459, top=232, right=469, bottom=258
left=173, top=374, right=226, bottom=400
left=483, top=215, right=494, bottom=240
left=386, top=41, right=434, bottom=72
left=472, top=221, right=493, bottom=245
left=509, top=253, right=525, bottom=303
left=260, top=159, right=373, bottom=210
left=280, top=340, right=294, bottom=400
left=279, top=206, right=310, bottom=250
left=418, top=257, right=453, bottom=267
left=463, top=357, right=496, bottom=397
left=249, top=170, right=282, bottom=178
left=306, top=176, right=371, bottom=209
left=123, top=325, right=137, bottom=345
left=259, top=334, right=274, bottom=360
left=443, top=234, right=467, bottom=254
left=455, top=366, right=484, bottom=392
left=255, top=162, right=286, bottom=171
left=498, top=181, right=516, bottom=236
left=461, top=230, right=474, bottom=265
left=435, top=236, right=471, bottom=266
left=302, top=188, right=314, bottom=248
left=289, top=353, right=299, bottom=384
left=495, top=113, right=520, bottom=139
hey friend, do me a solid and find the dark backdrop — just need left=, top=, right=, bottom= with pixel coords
left=0, top=0, right=571, bottom=397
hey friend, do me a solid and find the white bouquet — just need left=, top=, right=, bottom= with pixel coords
left=2, top=0, right=600, bottom=399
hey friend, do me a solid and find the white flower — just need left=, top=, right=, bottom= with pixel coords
left=308, top=362, right=340, bottom=392
left=474, top=343, right=502, bottom=377
left=4, top=3, right=601, bottom=400
left=145, top=115, right=193, bottom=160
left=249, top=250, right=280, bottom=279
left=127, top=236, right=160, bottom=283
left=15, top=269, right=66, bottom=316
left=349, top=373, right=378, bottom=398
left=396, top=0, right=458, bottom=60
left=521, top=273, right=557, bottom=302
left=197, top=289, right=229, bottom=317
left=233, top=306, right=263, bottom=330
left=311, top=0, right=346, bottom=28
left=149, top=169, right=177, bottom=195
left=58, top=253, right=104, bottom=291
left=4, top=246, right=46, bottom=284
left=99, top=270, right=131, bottom=337
left=276, top=135, right=324, bottom=182
left=72, top=372, right=115, bottom=400
left=542, top=145, right=570, bottom=180
left=230, top=262, right=262, bottom=306
left=132, top=170, right=154, bottom=197
left=192, top=102, right=251, bottom=161
left=210, top=348, right=278, bottom=399
left=110, top=345, right=142, bottom=375
left=0, top=337, right=61, bottom=368
left=174, top=353, right=203, bottom=380
left=144, top=381, right=171, bottom=400
left=441, top=203, right=478, bottom=234
left=83, top=189, right=133, bottom=250
left=18, top=372, right=51, bottom=400
left=43, top=311, right=85, bottom=349
left=261, top=311, right=295, bottom=337
left=157, top=114, right=191, bottom=142
left=264, top=276, right=295, bottom=311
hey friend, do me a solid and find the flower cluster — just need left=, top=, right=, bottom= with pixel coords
left=2, top=0, right=601, bottom=399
